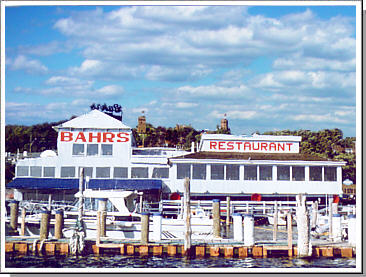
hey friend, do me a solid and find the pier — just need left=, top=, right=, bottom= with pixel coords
left=5, top=236, right=355, bottom=258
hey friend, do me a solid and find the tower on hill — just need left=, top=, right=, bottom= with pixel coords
left=137, top=111, right=146, bottom=134
left=221, top=113, right=229, bottom=131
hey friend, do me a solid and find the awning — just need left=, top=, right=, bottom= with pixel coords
left=6, top=178, right=162, bottom=191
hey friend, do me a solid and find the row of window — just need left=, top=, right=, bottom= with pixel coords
left=17, top=164, right=338, bottom=181
left=72, top=144, right=113, bottom=156
left=176, top=164, right=337, bottom=182
left=17, top=166, right=169, bottom=179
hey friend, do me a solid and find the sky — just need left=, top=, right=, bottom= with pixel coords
left=3, top=3, right=358, bottom=137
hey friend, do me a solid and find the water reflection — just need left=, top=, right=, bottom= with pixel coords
left=6, top=253, right=356, bottom=269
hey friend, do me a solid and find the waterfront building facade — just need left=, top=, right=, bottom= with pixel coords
left=7, top=110, right=346, bottom=202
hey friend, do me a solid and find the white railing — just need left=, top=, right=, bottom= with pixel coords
left=145, top=199, right=319, bottom=217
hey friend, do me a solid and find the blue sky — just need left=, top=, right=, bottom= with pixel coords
left=4, top=4, right=358, bottom=137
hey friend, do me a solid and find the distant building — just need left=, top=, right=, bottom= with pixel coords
left=137, top=113, right=146, bottom=134
left=221, top=114, right=228, bottom=131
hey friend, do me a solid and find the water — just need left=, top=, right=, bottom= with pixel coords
left=5, top=253, right=356, bottom=269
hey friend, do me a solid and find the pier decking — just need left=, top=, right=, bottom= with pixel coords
left=5, top=235, right=355, bottom=259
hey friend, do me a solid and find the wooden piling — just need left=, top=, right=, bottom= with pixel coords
left=141, top=213, right=150, bottom=244
left=183, top=177, right=192, bottom=256
left=213, top=199, right=221, bottom=238
left=139, top=245, right=149, bottom=256
left=273, top=201, right=278, bottom=241
left=20, top=207, right=26, bottom=236
left=311, top=201, right=318, bottom=230
left=98, top=198, right=107, bottom=237
left=153, top=245, right=163, bottom=256
left=238, top=247, right=248, bottom=258
left=55, top=209, right=64, bottom=239
left=296, top=194, right=310, bottom=257
left=243, top=214, right=254, bottom=246
left=195, top=245, right=205, bottom=257
left=40, top=210, right=51, bottom=241
left=96, top=211, right=101, bottom=245
left=209, top=246, right=220, bottom=257
left=10, top=200, right=19, bottom=234
left=167, top=245, right=177, bottom=256
left=287, top=212, right=293, bottom=257
left=226, top=196, right=231, bottom=226
left=329, top=196, right=333, bottom=240
left=78, top=168, right=84, bottom=222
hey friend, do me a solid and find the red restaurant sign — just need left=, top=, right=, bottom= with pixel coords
left=59, top=131, right=130, bottom=143
left=202, top=140, right=299, bottom=153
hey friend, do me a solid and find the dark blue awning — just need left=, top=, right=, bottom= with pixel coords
left=7, top=178, right=162, bottom=191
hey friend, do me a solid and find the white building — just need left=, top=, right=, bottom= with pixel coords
left=7, top=110, right=346, bottom=202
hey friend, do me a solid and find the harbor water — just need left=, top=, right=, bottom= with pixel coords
left=5, top=253, right=356, bottom=269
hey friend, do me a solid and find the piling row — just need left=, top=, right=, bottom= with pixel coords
left=5, top=240, right=355, bottom=258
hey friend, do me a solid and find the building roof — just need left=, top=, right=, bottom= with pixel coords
left=54, top=109, right=131, bottom=130
left=170, top=151, right=339, bottom=162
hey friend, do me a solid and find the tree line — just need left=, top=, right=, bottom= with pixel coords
left=5, top=118, right=356, bottom=184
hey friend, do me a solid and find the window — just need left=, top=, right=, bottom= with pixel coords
left=211, top=164, right=224, bottom=180
left=292, top=166, right=305, bottom=181
left=101, top=144, right=113, bottom=156
left=226, top=164, right=239, bottom=180
left=61, top=167, right=75, bottom=178
left=96, top=167, right=110, bottom=178
left=79, top=167, right=93, bottom=178
left=244, top=165, right=257, bottom=180
left=114, top=167, right=128, bottom=178
left=17, top=166, right=29, bottom=177
left=259, top=166, right=272, bottom=181
left=177, top=164, right=191, bottom=179
left=277, top=166, right=290, bottom=181
left=87, top=144, right=98, bottom=156
left=43, top=167, right=55, bottom=178
left=324, top=167, right=337, bottom=181
left=152, top=168, right=169, bottom=179
left=310, top=166, right=322, bottom=181
left=131, top=167, right=148, bottom=178
left=30, top=166, right=42, bottom=177
left=72, top=144, right=84, bottom=155
left=192, top=164, right=206, bottom=180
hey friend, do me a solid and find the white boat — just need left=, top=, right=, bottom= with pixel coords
left=6, top=189, right=214, bottom=241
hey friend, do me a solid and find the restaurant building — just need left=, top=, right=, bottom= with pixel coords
left=7, top=109, right=346, bottom=202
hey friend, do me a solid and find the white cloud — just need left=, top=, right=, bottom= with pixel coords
left=176, top=84, right=251, bottom=98
left=7, top=55, right=48, bottom=74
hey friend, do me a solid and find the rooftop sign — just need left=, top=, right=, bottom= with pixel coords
left=200, top=134, right=301, bottom=153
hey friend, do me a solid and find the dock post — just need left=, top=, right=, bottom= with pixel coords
left=10, top=200, right=19, bottom=234
left=273, top=201, right=278, bottom=241
left=296, top=194, right=311, bottom=257
left=226, top=196, right=231, bottom=226
left=96, top=211, right=101, bottom=245
left=243, top=214, right=254, bottom=246
left=328, top=196, right=333, bottom=240
left=183, top=177, right=192, bottom=256
left=40, top=210, right=51, bottom=241
left=213, top=199, right=221, bottom=238
left=20, top=207, right=26, bottom=236
left=287, top=212, right=293, bottom=257
left=310, top=201, right=318, bottom=230
left=98, top=198, right=107, bottom=237
left=55, top=209, right=64, bottom=239
left=347, top=214, right=356, bottom=246
left=232, top=213, right=243, bottom=241
left=152, top=212, right=162, bottom=241
left=332, top=214, right=342, bottom=242
left=141, top=212, right=150, bottom=244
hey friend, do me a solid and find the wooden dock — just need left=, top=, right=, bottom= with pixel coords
left=5, top=237, right=355, bottom=259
